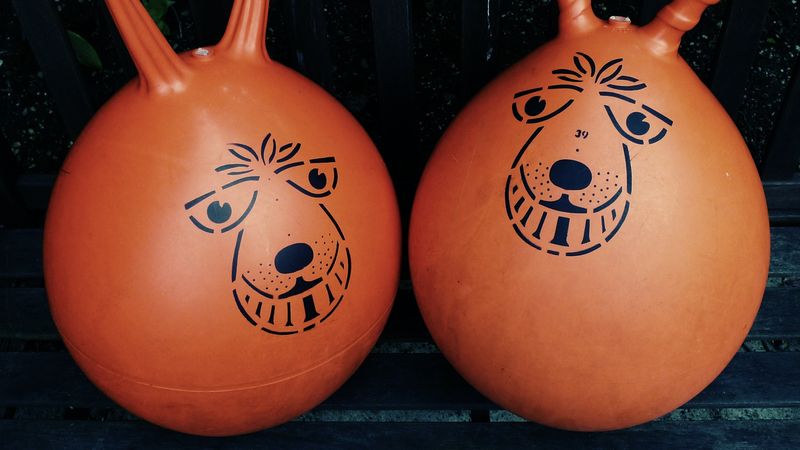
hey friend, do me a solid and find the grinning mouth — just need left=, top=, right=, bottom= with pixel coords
left=505, top=168, right=630, bottom=256
left=241, top=274, right=323, bottom=299
left=278, top=276, right=322, bottom=299
left=539, top=193, right=587, bottom=213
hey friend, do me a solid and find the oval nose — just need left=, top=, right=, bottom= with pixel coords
left=549, top=159, right=592, bottom=191
left=274, top=242, right=314, bottom=274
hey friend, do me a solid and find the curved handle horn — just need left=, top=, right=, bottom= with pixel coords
left=104, top=0, right=189, bottom=94
left=557, top=0, right=603, bottom=35
left=640, top=0, right=720, bottom=55
left=216, top=0, right=270, bottom=62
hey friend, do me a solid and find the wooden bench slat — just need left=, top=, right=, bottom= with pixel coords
left=749, top=288, right=800, bottom=339
left=1, top=352, right=798, bottom=411
left=0, top=229, right=42, bottom=279
left=4, top=227, right=799, bottom=280
left=2, top=287, right=796, bottom=341
left=771, top=227, right=800, bottom=278
left=1, top=417, right=799, bottom=449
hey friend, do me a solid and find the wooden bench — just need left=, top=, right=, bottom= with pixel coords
left=3, top=0, right=800, bottom=447
left=1, top=183, right=799, bottom=447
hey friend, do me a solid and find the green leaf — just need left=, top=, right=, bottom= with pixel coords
left=67, top=30, right=102, bottom=71
left=142, top=0, right=175, bottom=35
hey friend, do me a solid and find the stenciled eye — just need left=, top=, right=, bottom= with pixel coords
left=184, top=176, right=259, bottom=234
left=603, top=99, right=673, bottom=145
left=275, top=157, right=339, bottom=198
left=207, top=201, right=232, bottom=223
left=512, top=85, right=581, bottom=124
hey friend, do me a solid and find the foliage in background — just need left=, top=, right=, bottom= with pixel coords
left=66, top=30, right=102, bottom=71
left=143, top=0, right=175, bottom=35
left=68, top=0, right=174, bottom=71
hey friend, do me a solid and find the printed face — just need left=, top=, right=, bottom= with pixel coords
left=504, top=52, right=673, bottom=256
left=184, top=133, right=351, bottom=335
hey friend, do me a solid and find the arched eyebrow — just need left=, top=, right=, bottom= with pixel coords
left=600, top=91, right=635, bottom=104
left=274, top=160, right=304, bottom=174
left=514, top=87, right=543, bottom=98
left=222, top=176, right=260, bottom=190
left=548, top=84, right=583, bottom=93
left=310, top=157, right=335, bottom=163
left=185, top=190, right=216, bottom=210
left=642, top=104, right=674, bottom=126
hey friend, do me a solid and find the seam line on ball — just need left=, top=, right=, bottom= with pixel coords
left=59, top=302, right=395, bottom=393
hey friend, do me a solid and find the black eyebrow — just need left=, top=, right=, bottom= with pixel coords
left=606, top=82, right=647, bottom=91
left=184, top=190, right=215, bottom=209
left=548, top=84, right=584, bottom=92
left=600, top=91, right=636, bottom=104
left=642, top=104, right=674, bottom=126
left=222, top=176, right=260, bottom=190
left=215, top=163, right=249, bottom=172
left=309, top=157, right=336, bottom=164
left=274, top=160, right=304, bottom=174
left=513, top=87, right=543, bottom=98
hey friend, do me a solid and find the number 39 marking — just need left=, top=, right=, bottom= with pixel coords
left=575, top=130, right=589, bottom=139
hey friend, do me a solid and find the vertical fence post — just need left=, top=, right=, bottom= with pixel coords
left=369, top=0, right=417, bottom=215
left=461, top=0, right=500, bottom=101
left=710, top=0, right=770, bottom=115
left=11, top=0, right=95, bottom=140
left=761, top=60, right=800, bottom=180
left=286, top=0, right=333, bottom=90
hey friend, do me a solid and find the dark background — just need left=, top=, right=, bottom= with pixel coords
left=1, top=0, right=798, bottom=172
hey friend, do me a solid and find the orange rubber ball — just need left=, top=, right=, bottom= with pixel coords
left=410, top=0, right=769, bottom=431
left=44, top=0, right=399, bottom=436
